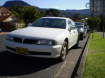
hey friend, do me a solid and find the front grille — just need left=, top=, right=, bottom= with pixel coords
left=12, top=37, right=38, bottom=44
left=23, top=39, right=38, bottom=44
left=13, top=37, right=22, bottom=43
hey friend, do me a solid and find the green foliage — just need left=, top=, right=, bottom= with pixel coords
left=22, top=7, right=44, bottom=24
left=99, top=15, right=105, bottom=31
left=44, top=9, right=62, bottom=17
left=86, top=15, right=105, bottom=31
left=10, top=6, right=44, bottom=25
left=0, top=22, right=16, bottom=31
left=72, top=13, right=82, bottom=19
left=87, top=17, right=101, bottom=31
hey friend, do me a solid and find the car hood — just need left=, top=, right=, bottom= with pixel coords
left=8, top=27, right=66, bottom=40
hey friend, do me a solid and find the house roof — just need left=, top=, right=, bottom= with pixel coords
left=0, top=7, right=13, bottom=22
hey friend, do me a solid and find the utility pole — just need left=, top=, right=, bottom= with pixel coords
left=91, top=0, right=94, bottom=16
left=102, top=0, right=104, bottom=38
left=91, top=0, right=95, bottom=39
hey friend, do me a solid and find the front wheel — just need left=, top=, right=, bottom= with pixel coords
left=59, top=41, right=68, bottom=61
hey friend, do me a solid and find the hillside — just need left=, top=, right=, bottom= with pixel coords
left=3, top=0, right=31, bottom=7
left=2, top=0, right=90, bottom=16
left=65, top=9, right=90, bottom=15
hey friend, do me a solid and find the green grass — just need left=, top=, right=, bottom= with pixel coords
left=83, top=33, right=105, bottom=78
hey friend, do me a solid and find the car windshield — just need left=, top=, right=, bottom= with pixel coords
left=31, top=18, right=66, bottom=29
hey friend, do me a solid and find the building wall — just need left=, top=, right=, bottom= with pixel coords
left=0, top=7, right=17, bottom=31
left=90, top=0, right=105, bottom=15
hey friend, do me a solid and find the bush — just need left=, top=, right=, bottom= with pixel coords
left=87, top=17, right=101, bottom=31
left=0, top=22, right=16, bottom=31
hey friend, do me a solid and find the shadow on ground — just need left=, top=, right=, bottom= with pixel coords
left=0, top=51, right=60, bottom=76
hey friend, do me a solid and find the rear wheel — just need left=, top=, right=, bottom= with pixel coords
left=59, top=41, right=68, bottom=61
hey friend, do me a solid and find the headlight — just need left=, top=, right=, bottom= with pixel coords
left=80, top=28, right=84, bottom=32
left=6, top=35, right=14, bottom=41
left=37, top=40, right=55, bottom=45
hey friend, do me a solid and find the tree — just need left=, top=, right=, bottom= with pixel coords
left=99, top=15, right=105, bottom=38
left=99, top=15, right=105, bottom=30
left=87, top=17, right=101, bottom=31
left=45, top=9, right=62, bottom=17
left=23, top=7, right=44, bottom=24
left=72, top=13, right=81, bottom=19
left=10, top=6, right=44, bottom=25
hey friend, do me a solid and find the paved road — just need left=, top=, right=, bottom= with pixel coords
left=0, top=35, right=88, bottom=78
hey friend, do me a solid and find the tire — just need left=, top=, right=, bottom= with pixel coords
left=59, top=41, right=68, bottom=61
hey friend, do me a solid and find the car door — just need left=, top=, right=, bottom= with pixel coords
left=68, top=20, right=78, bottom=46
left=71, top=21, right=78, bottom=45
left=68, top=20, right=74, bottom=48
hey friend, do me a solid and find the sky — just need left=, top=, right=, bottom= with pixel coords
left=0, top=0, right=89, bottom=10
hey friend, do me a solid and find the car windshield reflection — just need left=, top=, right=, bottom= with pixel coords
left=31, top=18, right=66, bottom=29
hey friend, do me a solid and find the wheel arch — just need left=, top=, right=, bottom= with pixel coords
left=64, top=38, right=69, bottom=48
left=64, top=38, right=68, bottom=44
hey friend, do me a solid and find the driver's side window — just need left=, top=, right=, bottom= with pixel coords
left=68, top=20, right=76, bottom=30
left=68, top=20, right=72, bottom=31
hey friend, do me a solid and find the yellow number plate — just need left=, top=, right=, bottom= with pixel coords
left=16, top=47, right=28, bottom=54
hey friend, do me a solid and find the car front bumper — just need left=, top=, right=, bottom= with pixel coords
left=5, top=40, right=62, bottom=58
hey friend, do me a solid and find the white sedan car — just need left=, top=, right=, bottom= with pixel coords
left=5, top=17, right=79, bottom=61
